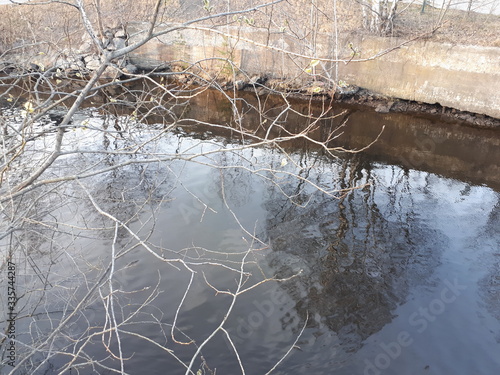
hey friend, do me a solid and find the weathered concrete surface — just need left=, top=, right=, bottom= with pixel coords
left=338, top=35, right=500, bottom=119
left=128, top=24, right=500, bottom=119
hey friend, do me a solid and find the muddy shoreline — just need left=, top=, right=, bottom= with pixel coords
left=156, top=66, right=500, bottom=129
left=162, top=64, right=500, bottom=129
left=334, top=88, right=500, bottom=129
left=2, top=64, right=499, bottom=130
left=202, top=76, right=500, bottom=130
left=261, top=87, right=500, bottom=130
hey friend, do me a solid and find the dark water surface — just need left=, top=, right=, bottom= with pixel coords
left=1, top=89, right=500, bottom=375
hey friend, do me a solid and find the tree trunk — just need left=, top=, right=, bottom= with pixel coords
left=361, top=0, right=400, bottom=34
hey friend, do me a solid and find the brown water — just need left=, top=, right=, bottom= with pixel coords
left=1, top=89, right=500, bottom=375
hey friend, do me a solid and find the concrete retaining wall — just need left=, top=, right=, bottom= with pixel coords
left=338, top=35, right=500, bottom=118
left=129, top=24, right=500, bottom=118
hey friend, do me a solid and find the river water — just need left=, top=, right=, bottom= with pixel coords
left=1, top=88, right=500, bottom=375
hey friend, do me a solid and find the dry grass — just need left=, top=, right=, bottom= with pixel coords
left=328, top=1, right=500, bottom=47
left=0, top=0, right=161, bottom=53
left=393, top=4, right=500, bottom=47
left=1, top=0, right=499, bottom=55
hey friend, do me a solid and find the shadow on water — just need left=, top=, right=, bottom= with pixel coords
left=265, top=155, right=445, bottom=350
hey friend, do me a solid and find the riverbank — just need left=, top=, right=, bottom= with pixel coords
left=217, top=78, right=500, bottom=129
left=1, top=65, right=499, bottom=130
left=331, top=88, right=500, bottom=129
left=1, top=1, right=499, bottom=127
